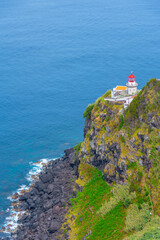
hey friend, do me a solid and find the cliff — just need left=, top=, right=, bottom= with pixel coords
left=5, top=78, right=160, bottom=240
left=61, top=78, right=160, bottom=240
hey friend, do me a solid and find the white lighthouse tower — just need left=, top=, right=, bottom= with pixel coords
left=126, top=72, right=138, bottom=95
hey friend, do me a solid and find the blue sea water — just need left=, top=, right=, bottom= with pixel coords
left=0, top=0, right=160, bottom=236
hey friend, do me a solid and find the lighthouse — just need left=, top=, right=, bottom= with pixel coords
left=126, top=72, right=138, bottom=95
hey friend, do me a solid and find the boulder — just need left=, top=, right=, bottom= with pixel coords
left=47, top=183, right=54, bottom=194
left=43, top=200, right=53, bottom=211
left=53, top=205, right=60, bottom=214
left=19, top=192, right=30, bottom=201
left=48, top=221, right=61, bottom=233
left=40, top=172, right=53, bottom=183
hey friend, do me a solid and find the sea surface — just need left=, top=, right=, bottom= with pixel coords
left=0, top=0, right=160, bottom=236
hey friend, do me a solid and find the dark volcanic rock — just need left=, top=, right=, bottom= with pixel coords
left=49, top=221, right=61, bottom=233
left=43, top=200, right=53, bottom=211
left=47, top=183, right=54, bottom=194
left=84, top=118, right=92, bottom=138
left=39, top=171, right=53, bottom=183
left=11, top=148, right=79, bottom=240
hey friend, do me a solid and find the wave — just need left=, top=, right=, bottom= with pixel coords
left=2, top=158, right=56, bottom=236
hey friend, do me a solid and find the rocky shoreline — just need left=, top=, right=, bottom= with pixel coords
left=1, top=148, right=79, bottom=240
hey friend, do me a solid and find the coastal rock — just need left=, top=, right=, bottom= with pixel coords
left=11, top=148, right=79, bottom=240
left=43, top=200, right=53, bottom=211
left=39, top=171, right=53, bottom=183
left=49, top=221, right=61, bottom=233
left=47, top=183, right=54, bottom=194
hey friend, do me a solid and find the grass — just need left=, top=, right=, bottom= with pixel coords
left=74, top=142, right=82, bottom=155
left=120, top=135, right=126, bottom=143
left=127, top=162, right=137, bottom=170
left=83, top=104, right=94, bottom=119
left=69, top=167, right=113, bottom=239
left=68, top=167, right=132, bottom=240
left=89, top=203, right=126, bottom=240
left=98, top=184, right=136, bottom=216
left=118, top=115, right=124, bottom=130
left=103, top=89, right=111, bottom=98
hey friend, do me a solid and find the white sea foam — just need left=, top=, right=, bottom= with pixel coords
left=26, top=158, right=50, bottom=182
left=3, top=157, right=56, bottom=235
left=6, top=208, right=10, bottom=213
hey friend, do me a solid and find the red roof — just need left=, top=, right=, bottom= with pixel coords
left=128, top=72, right=136, bottom=82
left=131, top=95, right=137, bottom=99
left=129, top=73, right=135, bottom=79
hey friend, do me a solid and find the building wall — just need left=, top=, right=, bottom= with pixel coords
left=128, top=86, right=137, bottom=95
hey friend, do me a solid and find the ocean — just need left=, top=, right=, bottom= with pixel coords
left=0, top=0, right=160, bottom=237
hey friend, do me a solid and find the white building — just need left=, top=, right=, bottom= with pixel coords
left=123, top=95, right=135, bottom=109
left=111, top=72, right=138, bottom=98
left=105, top=72, right=139, bottom=109
left=111, top=86, right=127, bottom=98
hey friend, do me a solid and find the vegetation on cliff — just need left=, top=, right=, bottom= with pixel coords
left=62, top=79, right=160, bottom=240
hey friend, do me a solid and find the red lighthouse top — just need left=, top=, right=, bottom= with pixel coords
left=128, top=72, right=136, bottom=82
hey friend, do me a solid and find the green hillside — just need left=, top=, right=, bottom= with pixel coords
left=61, top=79, right=160, bottom=240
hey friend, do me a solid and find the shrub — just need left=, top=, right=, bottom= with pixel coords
left=148, top=127, right=153, bottom=134
left=120, top=135, right=126, bottom=143
left=149, top=201, right=152, bottom=206
left=83, top=104, right=94, bottom=119
left=103, top=89, right=111, bottom=98
left=129, top=182, right=137, bottom=192
left=85, top=129, right=91, bottom=138
left=118, top=115, right=124, bottom=130
left=125, top=203, right=151, bottom=232
left=138, top=187, right=142, bottom=193
left=127, top=162, right=137, bottom=170
left=124, top=198, right=131, bottom=208
left=125, top=216, right=160, bottom=240
left=74, top=142, right=82, bottom=155
left=137, top=171, right=143, bottom=182
left=98, top=184, right=136, bottom=215
left=105, top=116, right=111, bottom=122
left=138, top=203, right=142, bottom=210
left=140, top=229, right=160, bottom=239
left=125, top=92, right=141, bottom=120
left=138, top=197, right=145, bottom=205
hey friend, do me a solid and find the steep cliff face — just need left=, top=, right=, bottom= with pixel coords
left=80, top=79, right=160, bottom=185
left=81, top=96, right=125, bottom=184
left=62, top=79, right=160, bottom=240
